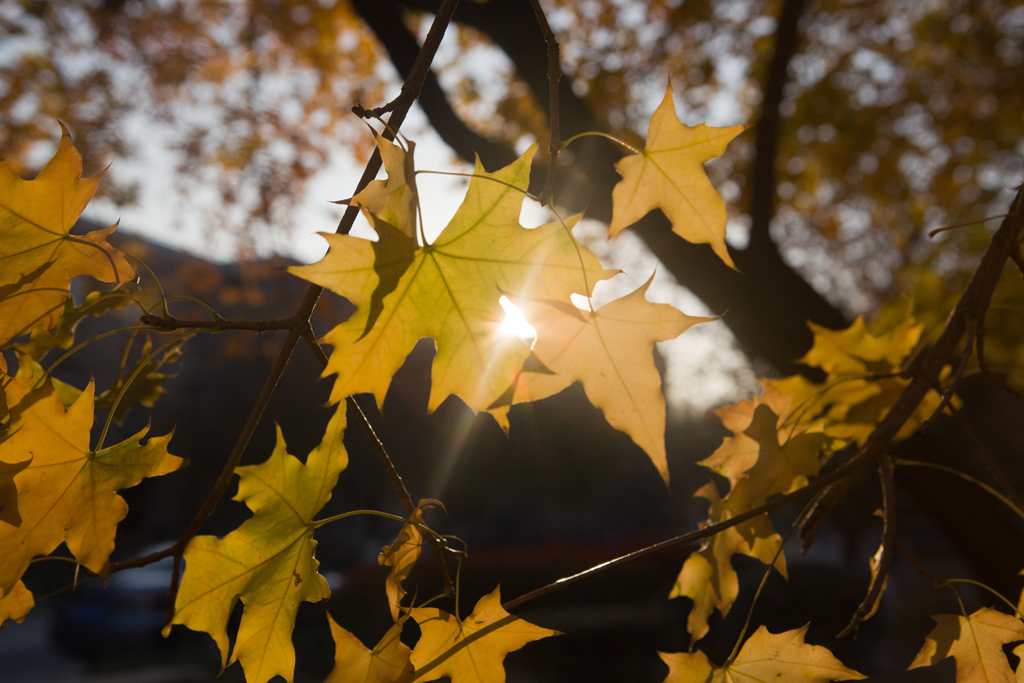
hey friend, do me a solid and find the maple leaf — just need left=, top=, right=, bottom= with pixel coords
left=0, top=376, right=181, bottom=597
left=407, top=586, right=559, bottom=683
left=702, top=404, right=829, bottom=511
left=349, top=134, right=419, bottom=238
left=607, top=85, right=745, bottom=269
left=0, top=125, right=135, bottom=348
left=509, top=276, right=712, bottom=484
left=12, top=353, right=82, bottom=407
left=290, top=145, right=614, bottom=416
left=670, top=482, right=785, bottom=642
left=660, top=624, right=866, bottom=682
left=12, top=287, right=135, bottom=361
left=673, top=405, right=828, bottom=640
left=909, top=608, right=1024, bottom=683
left=166, top=405, right=348, bottom=683
left=379, top=506, right=425, bottom=621
left=0, top=580, right=33, bottom=626
left=325, top=615, right=413, bottom=683
left=94, top=335, right=184, bottom=423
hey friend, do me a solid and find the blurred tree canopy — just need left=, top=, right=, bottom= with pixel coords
left=2, top=0, right=1021, bottom=372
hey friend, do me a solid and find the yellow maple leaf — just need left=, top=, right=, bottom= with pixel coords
left=290, top=145, right=614, bottom=416
left=670, top=482, right=785, bottom=642
left=607, top=85, right=745, bottom=269
left=660, top=624, right=865, bottom=682
left=795, top=316, right=948, bottom=445
left=325, top=615, right=413, bottom=683
left=350, top=135, right=419, bottom=238
left=0, top=580, right=33, bottom=626
left=407, top=586, right=558, bottom=683
left=0, top=376, right=181, bottom=596
left=166, top=405, right=347, bottom=683
left=379, top=506, right=425, bottom=621
left=511, top=276, right=711, bottom=484
left=909, top=608, right=1024, bottom=683
left=673, top=405, right=828, bottom=640
left=0, top=125, right=135, bottom=348
left=12, top=287, right=134, bottom=361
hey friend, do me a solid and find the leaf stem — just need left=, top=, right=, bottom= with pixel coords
left=726, top=496, right=815, bottom=665
left=96, top=330, right=199, bottom=449
left=415, top=170, right=540, bottom=201
left=895, top=458, right=1024, bottom=521
left=560, top=131, right=639, bottom=154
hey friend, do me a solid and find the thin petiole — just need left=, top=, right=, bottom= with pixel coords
left=561, top=130, right=640, bottom=154
left=96, top=330, right=202, bottom=449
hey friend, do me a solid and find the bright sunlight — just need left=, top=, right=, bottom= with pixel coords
left=498, top=295, right=537, bottom=343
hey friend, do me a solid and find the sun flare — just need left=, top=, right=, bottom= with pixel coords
left=498, top=296, right=537, bottom=343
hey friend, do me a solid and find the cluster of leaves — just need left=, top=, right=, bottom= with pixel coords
left=3, top=11, right=1024, bottom=679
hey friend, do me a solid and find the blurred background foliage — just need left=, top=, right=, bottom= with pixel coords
left=1, top=0, right=1021, bottom=313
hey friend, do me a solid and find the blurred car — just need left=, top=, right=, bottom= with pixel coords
left=52, top=545, right=179, bottom=658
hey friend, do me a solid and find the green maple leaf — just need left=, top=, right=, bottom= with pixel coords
left=290, top=144, right=614, bottom=416
left=166, top=405, right=348, bottom=683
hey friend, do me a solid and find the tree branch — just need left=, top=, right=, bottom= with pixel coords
left=747, top=0, right=808, bottom=253
left=160, top=0, right=464, bottom=624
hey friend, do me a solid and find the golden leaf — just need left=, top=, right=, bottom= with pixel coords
left=0, top=125, right=135, bottom=347
left=166, top=405, right=347, bottom=683
left=408, top=586, right=558, bottom=683
left=608, top=85, right=745, bottom=269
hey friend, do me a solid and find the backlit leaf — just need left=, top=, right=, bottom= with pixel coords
left=661, top=625, right=865, bottom=682
left=0, top=125, right=135, bottom=348
left=379, top=506, right=425, bottom=622
left=350, top=135, right=419, bottom=239
left=511, top=276, right=711, bottom=484
left=909, top=608, right=1024, bottom=683
left=670, top=482, right=785, bottom=642
left=673, top=404, right=828, bottom=641
left=0, top=580, right=33, bottom=626
left=325, top=616, right=413, bottom=683
left=608, top=85, right=745, bottom=269
left=0, top=376, right=181, bottom=597
left=12, top=287, right=135, bottom=361
left=408, top=586, right=558, bottom=683
left=290, top=146, right=613, bottom=416
left=166, top=405, right=347, bottom=683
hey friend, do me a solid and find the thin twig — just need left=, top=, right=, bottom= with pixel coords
left=838, top=454, right=896, bottom=637
left=947, top=403, right=1024, bottom=510
left=301, top=327, right=456, bottom=597
left=140, top=314, right=295, bottom=332
left=502, top=453, right=868, bottom=611
left=895, top=537, right=945, bottom=586
left=922, top=313, right=975, bottom=432
left=928, top=212, right=1012, bottom=237
left=528, top=0, right=561, bottom=207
